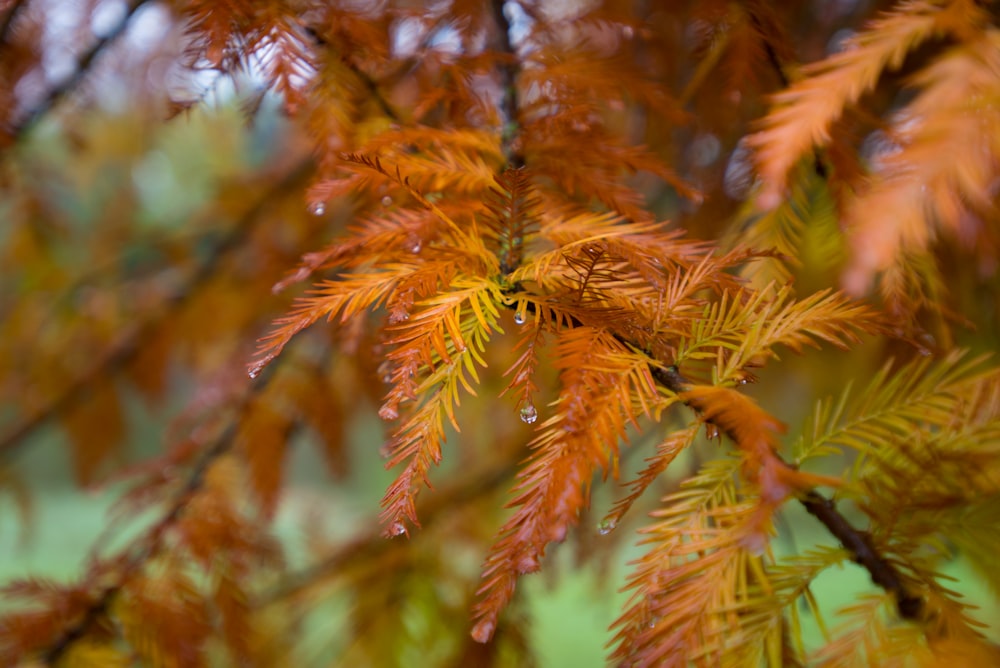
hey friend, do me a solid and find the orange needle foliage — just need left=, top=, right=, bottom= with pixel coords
left=1, top=1, right=1000, bottom=666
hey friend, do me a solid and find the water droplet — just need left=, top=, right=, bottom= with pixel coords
left=597, top=518, right=617, bottom=535
left=740, top=530, right=768, bottom=556
left=381, top=195, right=393, bottom=206
left=379, top=403, right=399, bottom=421
left=389, top=521, right=407, bottom=536
left=621, top=25, right=634, bottom=39
left=549, top=524, right=567, bottom=542
left=916, top=332, right=935, bottom=356
left=514, top=311, right=525, bottom=325
left=516, top=554, right=540, bottom=574
left=471, top=620, right=495, bottom=644
left=308, top=201, right=326, bottom=216
left=519, top=404, right=537, bottom=424
left=247, top=359, right=268, bottom=379
left=410, top=239, right=422, bottom=253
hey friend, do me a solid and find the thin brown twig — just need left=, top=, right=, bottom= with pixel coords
left=650, top=363, right=923, bottom=621
left=0, top=0, right=29, bottom=48
left=799, top=490, right=923, bottom=618
left=745, top=6, right=790, bottom=90
left=40, top=358, right=282, bottom=665
left=0, top=157, right=315, bottom=463
left=489, top=0, right=524, bottom=168
left=302, top=24, right=400, bottom=124
left=744, top=4, right=828, bottom=178
left=259, top=454, right=519, bottom=606
left=5, top=0, right=150, bottom=144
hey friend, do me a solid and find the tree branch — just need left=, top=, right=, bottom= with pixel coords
left=0, top=156, right=315, bottom=463
left=744, top=5, right=828, bottom=178
left=745, top=7, right=790, bottom=90
left=303, top=24, right=401, bottom=124
left=498, top=297, right=921, bottom=618
left=0, top=0, right=28, bottom=48
left=5, top=0, right=150, bottom=144
left=799, top=490, right=923, bottom=619
left=650, top=364, right=923, bottom=621
left=260, top=453, right=519, bottom=606
left=506, top=291, right=918, bottom=621
left=489, top=0, right=524, bottom=168
left=41, top=354, right=284, bottom=665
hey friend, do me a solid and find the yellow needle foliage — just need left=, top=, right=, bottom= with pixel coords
left=0, top=1, right=999, bottom=666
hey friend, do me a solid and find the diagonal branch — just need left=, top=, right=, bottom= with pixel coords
left=0, top=0, right=28, bottom=48
left=40, top=357, right=283, bottom=665
left=302, top=24, right=401, bottom=124
left=744, top=4, right=829, bottom=178
left=260, top=452, right=519, bottom=606
left=5, top=0, right=150, bottom=144
left=0, top=156, right=315, bottom=463
left=745, top=5, right=790, bottom=89
left=497, top=289, right=920, bottom=619
left=799, top=490, right=923, bottom=618
left=650, top=363, right=923, bottom=621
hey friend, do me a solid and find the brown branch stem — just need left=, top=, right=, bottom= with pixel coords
left=799, top=490, right=923, bottom=619
left=0, top=0, right=28, bottom=48
left=508, top=292, right=917, bottom=621
left=260, top=453, right=519, bottom=606
left=41, top=355, right=283, bottom=665
left=303, top=25, right=400, bottom=124
left=490, top=0, right=524, bottom=168
left=0, top=157, right=315, bottom=463
left=497, top=297, right=920, bottom=619
left=743, top=6, right=828, bottom=178
left=650, top=363, right=923, bottom=621
left=745, top=8, right=790, bottom=90
left=6, top=0, right=150, bottom=144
